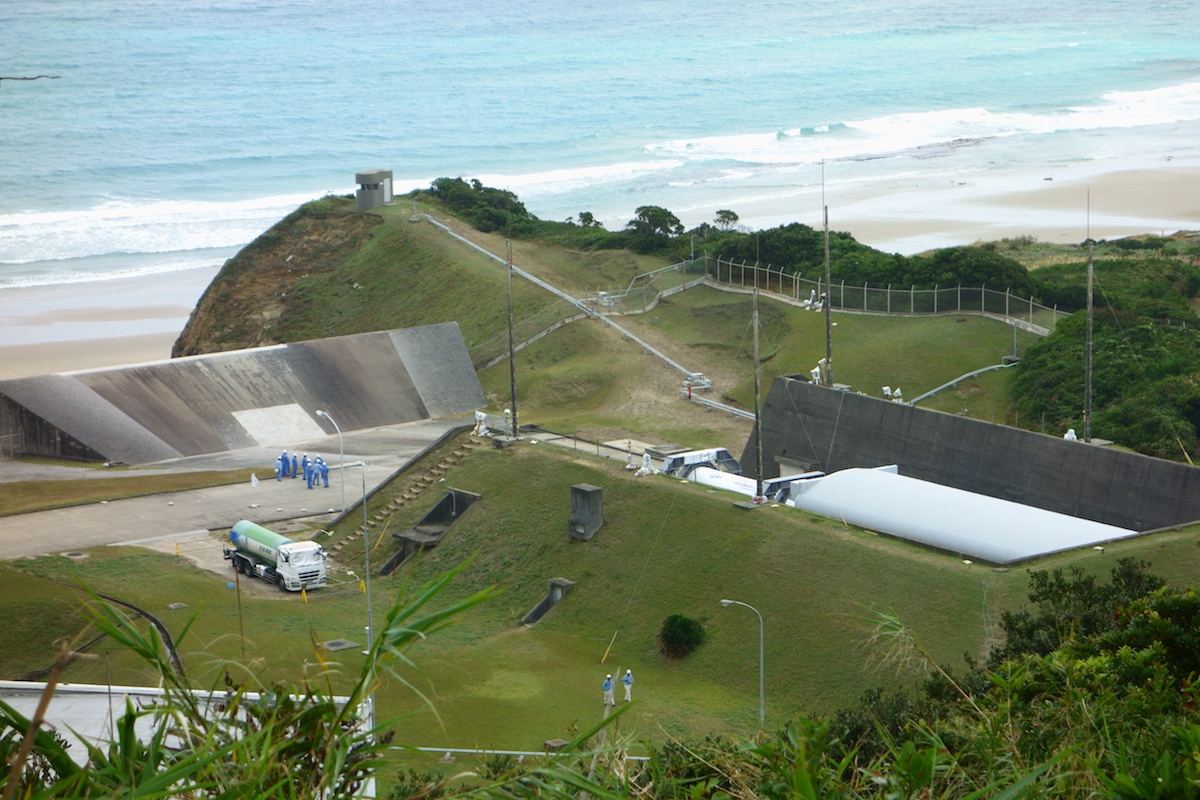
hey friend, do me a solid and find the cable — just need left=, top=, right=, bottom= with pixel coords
left=604, top=489, right=681, bottom=662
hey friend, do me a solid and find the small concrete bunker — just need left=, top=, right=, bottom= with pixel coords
left=380, top=488, right=480, bottom=575
left=522, top=578, right=576, bottom=625
left=355, top=169, right=393, bottom=210
left=568, top=483, right=603, bottom=541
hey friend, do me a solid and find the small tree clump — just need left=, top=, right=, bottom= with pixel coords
left=659, top=613, right=705, bottom=659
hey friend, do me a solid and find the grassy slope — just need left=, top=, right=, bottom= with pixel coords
left=9, top=199, right=1191, bottom=787
left=10, top=435, right=1196, bottom=756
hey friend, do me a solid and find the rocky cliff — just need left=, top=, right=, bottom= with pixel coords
left=172, top=196, right=379, bottom=357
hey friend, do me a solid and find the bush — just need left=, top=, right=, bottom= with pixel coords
left=659, top=614, right=705, bottom=658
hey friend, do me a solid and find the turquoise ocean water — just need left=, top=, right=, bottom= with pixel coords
left=2, top=0, right=1199, bottom=293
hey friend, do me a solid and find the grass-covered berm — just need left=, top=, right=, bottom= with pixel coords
left=7, top=432, right=1200, bottom=795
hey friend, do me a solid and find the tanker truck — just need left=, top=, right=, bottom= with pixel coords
left=223, top=520, right=327, bottom=592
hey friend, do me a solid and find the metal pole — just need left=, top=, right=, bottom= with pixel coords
left=720, top=599, right=764, bottom=728
left=506, top=240, right=519, bottom=438
left=315, top=410, right=345, bottom=514
left=361, top=462, right=375, bottom=734
left=823, top=206, right=833, bottom=387
left=753, top=290, right=762, bottom=501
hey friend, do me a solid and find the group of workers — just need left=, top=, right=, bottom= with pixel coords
left=602, top=670, right=634, bottom=706
left=274, top=450, right=331, bottom=488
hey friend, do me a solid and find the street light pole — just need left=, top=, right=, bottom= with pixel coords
left=720, top=598, right=764, bottom=728
left=315, top=410, right=345, bottom=513
left=358, top=461, right=375, bottom=735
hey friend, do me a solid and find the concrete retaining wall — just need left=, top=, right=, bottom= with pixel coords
left=745, top=377, right=1200, bottom=532
left=0, top=322, right=484, bottom=464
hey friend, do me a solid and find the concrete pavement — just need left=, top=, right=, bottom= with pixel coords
left=0, top=418, right=468, bottom=561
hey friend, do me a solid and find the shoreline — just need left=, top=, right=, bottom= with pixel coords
left=1, top=158, right=1198, bottom=382
left=0, top=332, right=180, bottom=381
left=705, top=158, right=1200, bottom=254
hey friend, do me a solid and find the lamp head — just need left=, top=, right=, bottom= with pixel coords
left=316, top=409, right=327, bottom=418
left=720, top=599, right=733, bottom=607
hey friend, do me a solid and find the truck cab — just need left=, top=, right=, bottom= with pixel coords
left=275, top=540, right=327, bottom=591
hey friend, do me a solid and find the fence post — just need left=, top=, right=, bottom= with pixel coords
left=864, top=282, right=868, bottom=312
left=887, top=284, right=891, bottom=314
left=981, top=283, right=986, bottom=313
left=935, top=284, right=938, bottom=315
left=1029, top=296, right=1034, bottom=324
left=840, top=280, right=845, bottom=308
left=911, top=285, right=914, bottom=314
left=1005, top=288, right=1010, bottom=319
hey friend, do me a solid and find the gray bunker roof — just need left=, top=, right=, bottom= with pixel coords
left=788, top=467, right=1142, bottom=564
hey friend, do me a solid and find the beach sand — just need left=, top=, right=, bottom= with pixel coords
left=0, top=267, right=215, bottom=380
left=0, top=332, right=180, bottom=381
left=1, top=161, right=1197, bottom=382
left=727, top=158, right=1200, bottom=255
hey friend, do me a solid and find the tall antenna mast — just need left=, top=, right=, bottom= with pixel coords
left=1085, top=190, right=1093, bottom=443
left=823, top=212, right=833, bottom=386
left=506, top=239, right=520, bottom=439
left=753, top=287, right=763, bottom=501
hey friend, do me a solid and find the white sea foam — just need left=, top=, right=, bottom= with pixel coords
left=0, top=191, right=340, bottom=265
left=0, top=248, right=236, bottom=290
left=643, top=81, right=1200, bottom=167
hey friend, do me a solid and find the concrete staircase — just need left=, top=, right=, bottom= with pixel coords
left=327, top=436, right=485, bottom=561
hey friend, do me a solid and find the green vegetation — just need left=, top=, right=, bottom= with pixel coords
left=658, top=614, right=706, bottom=659
left=11, top=180, right=1200, bottom=795
left=1012, top=310, right=1200, bottom=458
left=0, top=467, right=257, bottom=517
left=6, top=506, right=1200, bottom=797
left=1036, top=256, right=1200, bottom=322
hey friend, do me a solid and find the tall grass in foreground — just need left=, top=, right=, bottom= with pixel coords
left=5, top=567, right=1196, bottom=798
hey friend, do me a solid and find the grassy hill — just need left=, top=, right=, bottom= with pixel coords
left=8, top=434, right=1200, bottom=771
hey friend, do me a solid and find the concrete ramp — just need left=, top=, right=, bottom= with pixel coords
left=0, top=322, right=484, bottom=464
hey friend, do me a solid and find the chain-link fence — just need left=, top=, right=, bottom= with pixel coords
left=707, top=256, right=1062, bottom=332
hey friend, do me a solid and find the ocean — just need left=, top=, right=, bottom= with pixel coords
left=3, top=0, right=1200, bottom=337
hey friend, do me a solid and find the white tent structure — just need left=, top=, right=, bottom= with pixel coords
left=786, top=467, right=1142, bottom=564
left=690, top=466, right=824, bottom=502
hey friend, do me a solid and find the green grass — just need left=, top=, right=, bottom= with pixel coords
left=0, top=468, right=258, bottom=517
left=6, top=436, right=1200, bottom=773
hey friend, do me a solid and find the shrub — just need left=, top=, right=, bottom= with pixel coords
left=659, top=614, right=705, bottom=658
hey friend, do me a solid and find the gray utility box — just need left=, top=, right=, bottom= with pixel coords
left=355, top=169, right=394, bottom=210
left=568, top=483, right=603, bottom=541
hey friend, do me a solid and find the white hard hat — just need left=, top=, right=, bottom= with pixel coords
left=606, top=674, right=611, bottom=678
left=626, top=669, right=631, bottom=674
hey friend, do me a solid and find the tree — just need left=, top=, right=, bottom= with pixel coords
left=715, top=209, right=739, bottom=231
left=577, top=211, right=601, bottom=228
left=628, top=205, right=686, bottom=239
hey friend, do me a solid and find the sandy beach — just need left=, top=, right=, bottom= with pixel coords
left=1, top=160, right=1197, bottom=383
left=725, top=158, right=1200, bottom=255
left=0, top=267, right=216, bottom=380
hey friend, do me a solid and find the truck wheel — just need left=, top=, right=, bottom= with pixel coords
left=277, top=577, right=288, bottom=592
left=237, top=558, right=246, bottom=575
